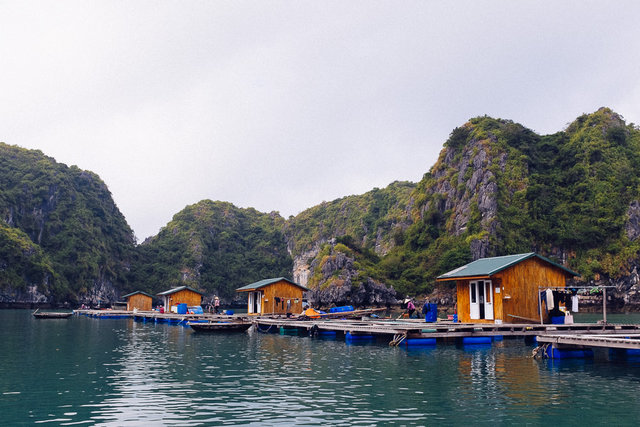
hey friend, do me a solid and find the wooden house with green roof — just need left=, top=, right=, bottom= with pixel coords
left=122, top=291, right=154, bottom=312
left=236, top=277, right=308, bottom=316
left=437, top=253, right=579, bottom=324
left=157, top=286, right=205, bottom=313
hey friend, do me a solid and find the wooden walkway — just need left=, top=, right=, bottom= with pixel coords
left=536, top=334, right=640, bottom=350
left=253, top=317, right=640, bottom=340
left=75, top=309, right=247, bottom=323
left=75, top=309, right=640, bottom=348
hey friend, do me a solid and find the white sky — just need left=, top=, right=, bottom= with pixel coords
left=2, top=1, right=639, bottom=242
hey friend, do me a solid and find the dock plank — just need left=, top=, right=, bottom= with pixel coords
left=252, top=317, right=640, bottom=340
left=536, top=334, right=640, bottom=350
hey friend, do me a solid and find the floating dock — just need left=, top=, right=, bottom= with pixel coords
left=252, top=317, right=640, bottom=346
left=75, top=309, right=247, bottom=325
left=75, top=309, right=640, bottom=349
left=536, top=333, right=640, bottom=350
left=535, top=333, right=640, bottom=358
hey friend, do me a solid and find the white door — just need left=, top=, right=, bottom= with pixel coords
left=469, top=281, right=480, bottom=320
left=248, top=292, right=262, bottom=314
left=483, top=281, right=494, bottom=320
left=248, top=292, right=255, bottom=314
left=256, top=292, right=262, bottom=314
left=470, top=280, right=494, bottom=320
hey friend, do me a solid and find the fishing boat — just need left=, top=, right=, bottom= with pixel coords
left=32, top=310, right=73, bottom=319
left=188, top=320, right=252, bottom=333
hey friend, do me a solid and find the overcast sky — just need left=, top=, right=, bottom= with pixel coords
left=2, top=1, right=639, bottom=242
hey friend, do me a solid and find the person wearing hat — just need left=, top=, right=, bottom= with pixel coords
left=407, top=299, right=416, bottom=318
left=214, top=296, right=220, bottom=314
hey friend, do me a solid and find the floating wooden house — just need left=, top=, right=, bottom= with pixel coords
left=122, top=291, right=154, bottom=312
left=157, top=286, right=205, bottom=313
left=436, top=253, right=579, bottom=324
left=236, top=277, right=308, bottom=316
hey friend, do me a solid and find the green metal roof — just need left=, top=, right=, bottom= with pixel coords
left=122, top=291, right=155, bottom=299
left=157, top=286, right=205, bottom=296
left=236, top=277, right=309, bottom=292
left=436, top=252, right=580, bottom=281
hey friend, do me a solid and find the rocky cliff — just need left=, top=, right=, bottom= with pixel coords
left=5, top=108, right=640, bottom=309
left=414, top=119, right=529, bottom=260
left=303, top=239, right=397, bottom=307
left=289, top=108, right=640, bottom=307
left=0, top=143, right=135, bottom=304
left=285, top=182, right=414, bottom=288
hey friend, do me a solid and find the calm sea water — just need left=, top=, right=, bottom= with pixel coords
left=2, top=310, right=640, bottom=426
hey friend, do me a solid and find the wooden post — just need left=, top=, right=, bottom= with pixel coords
left=538, top=287, right=544, bottom=325
left=602, top=287, right=607, bottom=324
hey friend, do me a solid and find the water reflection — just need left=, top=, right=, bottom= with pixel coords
left=4, top=311, right=640, bottom=425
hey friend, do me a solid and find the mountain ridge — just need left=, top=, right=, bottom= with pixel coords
left=3, top=107, right=640, bottom=308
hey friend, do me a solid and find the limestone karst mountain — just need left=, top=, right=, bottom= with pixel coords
left=3, top=108, right=640, bottom=308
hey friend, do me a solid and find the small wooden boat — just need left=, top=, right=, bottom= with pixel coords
left=188, top=320, right=252, bottom=333
left=32, top=310, right=73, bottom=319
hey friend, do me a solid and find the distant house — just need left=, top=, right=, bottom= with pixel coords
left=436, top=253, right=579, bottom=324
left=236, top=277, right=308, bottom=316
left=122, top=291, right=154, bottom=311
left=157, top=286, right=205, bottom=313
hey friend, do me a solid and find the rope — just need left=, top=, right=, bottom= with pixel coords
left=389, top=333, right=407, bottom=346
left=531, top=343, right=550, bottom=359
left=256, top=324, right=274, bottom=333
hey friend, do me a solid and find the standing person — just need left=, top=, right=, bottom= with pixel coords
left=407, top=299, right=416, bottom=318
left=214, top=296, right=220, bottom=314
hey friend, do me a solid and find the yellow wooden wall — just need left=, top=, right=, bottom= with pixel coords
left=166, top=289, right=202, bottom=309
left=127, top=294, right=152, bottom=311
left=456, top=257, right=569, bottom=324
left=456, top=279, right=472, bottom=323
left=456, top=278, right=504, bottom=324
left=260, top=281, right=304, bottom=315
left=496, top=257, right=567, bottom=323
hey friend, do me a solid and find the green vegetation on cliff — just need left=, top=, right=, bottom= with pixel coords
left=0, top=143, right=135, bottom=301
left=130, top=200, right=292, bottom=301
left=525, top=108, right=640, bottom=277
left=286, top=181, right=415, bottom=257
left=0, top=222, right=59, bottom=297
left=303, top=108, right=640, bottom=298
left=3, top=108, right=640, bottom=305
left=382, top=108, right=640, bottom=295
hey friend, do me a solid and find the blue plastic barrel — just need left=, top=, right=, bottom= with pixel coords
left=610, top=348, right=640, bottom=359
left=546, top=346, right=593, bottom=359
left=177, top=303, right=188, bottom=314
left=462, top=337, right=492, bottom=345
left=329, top=305, right=354, bottom=313
left=405, top=338, right=436, bottom=346
left=345, top=332, right=375, bottom=342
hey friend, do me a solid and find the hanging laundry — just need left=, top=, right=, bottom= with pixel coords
left=571, top=295, right=579, bottom=312
left=546, top=289, right=555, bottom=310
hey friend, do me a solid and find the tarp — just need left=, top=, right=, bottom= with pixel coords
left=304, top=308, right=322, bottom=318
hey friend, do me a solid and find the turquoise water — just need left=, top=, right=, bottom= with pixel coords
left=2, top=310, right=640, bottom=425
